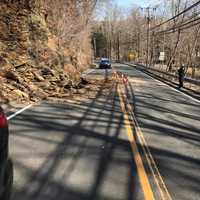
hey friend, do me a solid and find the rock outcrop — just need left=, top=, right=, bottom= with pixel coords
left=0, top=0, right=91, bottom=103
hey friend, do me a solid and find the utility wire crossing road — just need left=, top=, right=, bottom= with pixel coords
left=8, top=64, right=200, bottom=200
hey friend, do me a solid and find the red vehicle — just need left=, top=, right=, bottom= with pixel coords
left=0, top=106, right=13, bottom=200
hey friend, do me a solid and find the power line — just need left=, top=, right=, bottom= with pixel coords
left=161, top=19, right=200, bottom=35
left=151, top=0, right=200, bottom=31
left=179, top=18, right=200, bottom=30
left=157, top=16, right=200, bottom=34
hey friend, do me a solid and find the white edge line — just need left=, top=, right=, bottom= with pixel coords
left=7, top=104, right=33, bottom=120
left=131, top=64, right=200, bottom=104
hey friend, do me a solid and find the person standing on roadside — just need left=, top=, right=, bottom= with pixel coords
left=178, top=64, right=185, bottom=88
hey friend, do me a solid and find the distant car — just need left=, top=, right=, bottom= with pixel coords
left=0, top=106, right=13, bottom=200
left=99, top=58, right=111, bottom=69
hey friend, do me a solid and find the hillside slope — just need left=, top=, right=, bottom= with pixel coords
left=0, top=0, right=92, bottom=103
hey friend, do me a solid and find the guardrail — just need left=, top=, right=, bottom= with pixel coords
left=126, top=63, right=200, bottom=86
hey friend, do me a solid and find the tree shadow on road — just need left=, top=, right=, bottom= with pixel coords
left=123, top=77, right=200, bottom=200
left=9, top=73, right=138, bottom=200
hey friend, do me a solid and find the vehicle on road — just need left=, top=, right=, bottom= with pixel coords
left=0, top=106, right=13, bottom=200
left=99, top=58, right=111, bottom=69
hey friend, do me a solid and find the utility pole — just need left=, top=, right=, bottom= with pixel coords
left=109, top=39, right=112, bottom=60
left=117, top=31, right=120, bottom=61
left=146, top=7, right=151, bottom=67
left=137, top=32, right=140, bottom=62
left=93, top=37, right=96, bottom=59
left=142, top=7, right=156, bottom=67
left=163, top=32, right=165, bottom=68
left=172, top=0, right=175, bottom=17
left=151, top=31, right=155, bottom=66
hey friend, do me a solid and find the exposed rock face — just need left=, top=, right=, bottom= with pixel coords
left=0, top=0, right=46, bottom=67
left=0, top=0, right=91, bottom=103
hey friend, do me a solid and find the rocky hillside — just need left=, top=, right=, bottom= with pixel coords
left=0, top=0, right=93, bottom=103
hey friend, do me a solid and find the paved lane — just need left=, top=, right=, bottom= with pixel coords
left=8, top=63, right=200, bottom=200
left=9, top=72, right=144, bottom=200
left=114, top=64, right=200, bottom=200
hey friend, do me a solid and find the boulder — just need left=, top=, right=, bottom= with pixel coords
left=31, top=89, right=47, bottom=100
left=41, top=67, right=54, bottom=76
left=12, top=89, right=29, bottom=99
left=28, top=84, right=38, bottom=92
left=33, top=71, right=45, bottom=81
left=5, top=71, right=23, bottom=83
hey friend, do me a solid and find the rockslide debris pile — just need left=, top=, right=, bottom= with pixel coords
left=0, top=63, right=90, bottom=103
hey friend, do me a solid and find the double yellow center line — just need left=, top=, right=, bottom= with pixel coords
left=115, top=71, right=172, bottom=200
left=117, top=84, right=155, bottom=200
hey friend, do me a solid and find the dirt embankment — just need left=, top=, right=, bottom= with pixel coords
left=0, top=1, right=92, bottom=104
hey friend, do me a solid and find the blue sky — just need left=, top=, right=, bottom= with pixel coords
left=114, top=0, right=156, bottom=8
left=95, top=0, right=160, bottom=20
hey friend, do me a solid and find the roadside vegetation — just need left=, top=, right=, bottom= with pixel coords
left=1, top=0, right=200, bottom=104
left=92, top=0, right=200, bottom=80
left=0, top=0, right=98, bottom=104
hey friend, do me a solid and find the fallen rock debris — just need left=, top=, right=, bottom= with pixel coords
left=0, top=64, right=92, bottom=104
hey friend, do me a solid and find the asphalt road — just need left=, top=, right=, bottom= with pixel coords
left=8, top=63, right=200, bottom=200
